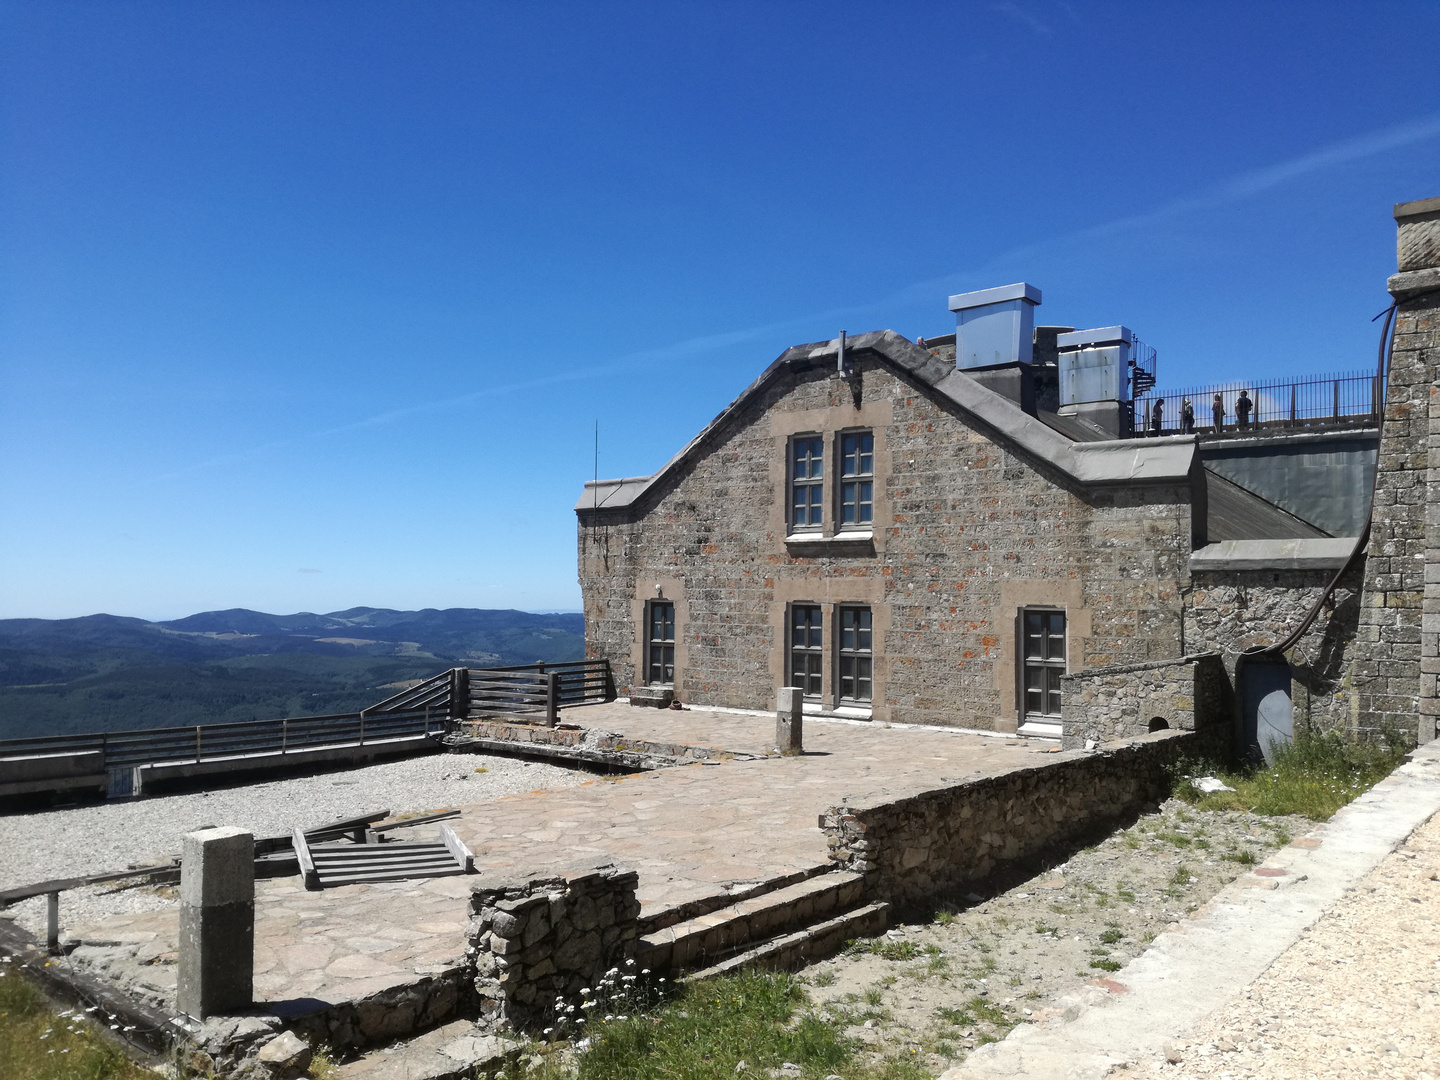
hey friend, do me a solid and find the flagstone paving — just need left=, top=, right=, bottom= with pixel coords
left=61, top=707, right=1070, bottom=1017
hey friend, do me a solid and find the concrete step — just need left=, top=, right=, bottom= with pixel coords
left=639, top=863, right=832, bottom=935
left=638, top=870, right=866, bottom=973
left=684, top=901, right=890, bottom=982
left=334, top=1019, right=520, bottom=1080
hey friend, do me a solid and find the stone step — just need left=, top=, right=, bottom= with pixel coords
left=334, top=1019, right=520, bottom=1080
left=638, top=870, right=866, bottom=973
left=684, top=901, right=890, bottom=982
left=638, top=863, right=832, bottom=935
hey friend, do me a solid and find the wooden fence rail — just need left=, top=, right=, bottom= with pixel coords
left=0, top=659, right=613, bottom=795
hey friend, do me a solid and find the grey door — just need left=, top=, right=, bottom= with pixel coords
left=1241, top=659, right=1292, bottom=764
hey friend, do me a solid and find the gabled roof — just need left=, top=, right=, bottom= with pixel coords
left=576, top=330, right=1198, bottom=515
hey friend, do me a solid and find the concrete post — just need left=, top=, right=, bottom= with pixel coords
left=177, top=827, right=255, bottom=1019
left=776, top=686, right=804, bottom=753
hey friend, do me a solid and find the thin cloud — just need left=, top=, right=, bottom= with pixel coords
left=994, top=1, right=1050, bottom=35
left=138, top=114, right=1440, bottom=487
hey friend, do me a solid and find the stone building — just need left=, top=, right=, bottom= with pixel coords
left=576, top=197, right=1440, bottom=751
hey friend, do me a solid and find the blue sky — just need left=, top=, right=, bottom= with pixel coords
left=2, top=2, right=1438, bottom=621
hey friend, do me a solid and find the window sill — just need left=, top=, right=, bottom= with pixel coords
left=784, top=531, right=875, bottom=557
left=1018, top=719, right=1063, bottom=740
left=802, top=702, right=873, bottom=720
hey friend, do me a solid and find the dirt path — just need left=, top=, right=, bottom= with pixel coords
left=800, top=798, right=1312, bottom=1076
left=1131, top=810, right=1440, bottom=1080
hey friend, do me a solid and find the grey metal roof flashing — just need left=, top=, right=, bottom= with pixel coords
left=1189, top=538, right=1359, bottom=572
left=576, top=330, right=1198, bottom=515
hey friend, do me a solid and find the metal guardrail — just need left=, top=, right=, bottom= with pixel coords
left=0, top=660, right=614, bottom=796
left=1132, top=371, right=1381, bottom=437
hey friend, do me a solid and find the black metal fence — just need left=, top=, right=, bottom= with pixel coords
left=0, top=660, right=614, bottom=796
left=1132, top=371, right=1381, bottom=437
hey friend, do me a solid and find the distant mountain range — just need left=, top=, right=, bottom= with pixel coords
left=0, top=607, right=585, bottom=739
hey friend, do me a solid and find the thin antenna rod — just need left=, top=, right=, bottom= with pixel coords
left=593, top=421, right=599, bottom=515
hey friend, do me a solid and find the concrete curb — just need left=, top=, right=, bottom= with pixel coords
left=940, top=742, right=1440, bottom=1079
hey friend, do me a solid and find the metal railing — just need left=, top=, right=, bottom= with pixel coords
left=0, top=660, right=614, bottom=795
left=1132, top=371, right=1381, bottom=437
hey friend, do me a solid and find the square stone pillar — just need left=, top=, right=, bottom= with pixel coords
left=177, top=827, right=255, bottom=1019
left=776, top=686, right=804, bottom=753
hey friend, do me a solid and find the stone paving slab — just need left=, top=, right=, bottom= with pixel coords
left=60, top=707, right=1068, bottom=1022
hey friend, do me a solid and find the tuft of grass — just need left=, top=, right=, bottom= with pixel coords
left=1088, top=959, right=1122, bottom=972
left=811, top=969, right=837, bottom=988
left=1098, top=929, right=1123, bottom=945
left=1033, top=924, right=1058, bottom=936
left=0, top=961, right=154, bottom=1080
left=1223, top=848, right=1257, bottom=866
left=1174, top=727, right=1411, bottom=820
left=849, top=938, right=921, bottom=962
left=1170, top=864, right=1193, bottom=886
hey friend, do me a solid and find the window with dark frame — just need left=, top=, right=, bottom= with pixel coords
left=839, top=431, right=874, bottom=528
left=837, top=606, right=873, bottom=703
left=790, top=604, right=823, bottom=697
left=790, top=436, right=824, bottom=532
left=647, top=601, right=675, bottom=685
left=1021, top=609, right=1066, bottom=719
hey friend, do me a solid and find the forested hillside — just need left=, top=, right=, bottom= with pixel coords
left=0, top=607, right=584, bottom=738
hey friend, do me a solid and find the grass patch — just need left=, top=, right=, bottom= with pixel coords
left=1098, top=929, right=1123, bottom=944
left=0, top=962, right=154, bottom=1080
left=1223, top=848, right=1257, bottom=865
left=1175, top=728, right=1411, bottom=820
left=1087, top=959, right=1122, bottom=972
left=848, top=939, right=921, bottom=962
left=563, top=970, right=871, bottom=1080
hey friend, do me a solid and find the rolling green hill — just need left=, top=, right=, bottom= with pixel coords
left=0, top=607, right=585, bottom=739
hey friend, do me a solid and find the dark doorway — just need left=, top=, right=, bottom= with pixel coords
left=1241, top=658, right=1292, bottom=764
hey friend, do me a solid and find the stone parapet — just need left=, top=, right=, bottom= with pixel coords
left=1059, top=653, right=1231, bottom=749
left=468, top=864, right=641, bottom=1032
left=820, top=730, right=1212, bottom=908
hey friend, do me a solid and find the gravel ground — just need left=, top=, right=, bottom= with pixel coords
left=0, top=751, right=587, bottom=938
left=799, top=797, right=1313, bottom=1077
left=1131, top=810, right=1440, bottom=1080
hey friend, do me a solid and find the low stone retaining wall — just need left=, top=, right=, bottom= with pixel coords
left=468, top=864, right=641, bottom=1032
left=450, top=720, right=750, bottom=770
left=1059, top=653, right=1233, bottom=750
left=820, top=730, right=1200, bottom=909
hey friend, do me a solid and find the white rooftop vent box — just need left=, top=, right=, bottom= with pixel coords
left=948, top=282, right=1042, bottom=369
left=1057, top=325, right=1133, bottom=405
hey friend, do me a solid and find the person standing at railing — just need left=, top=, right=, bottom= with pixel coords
left=1180, top=398, right=1195, bottom=434
left=1236, top=389, right=1253, bottom=431
left=1212, top=394, right=1225, bottom=433
left=1150, top=398, right=1164, bottom=436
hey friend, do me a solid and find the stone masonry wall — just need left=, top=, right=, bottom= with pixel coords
left=468, top=864, right=640, bottom=1033
left=1352, top=197, right=1440, bottom=743
left=820, top=729, right=1201, bottom=908
left=579, top=352, right=1194, bottom=730
left=1187, top=564, right=1366, bottom=736
left=1058, top=653, right=1232, bottom=749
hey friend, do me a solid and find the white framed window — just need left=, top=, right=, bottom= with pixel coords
left=838, top=431, right=873, bottom=529
left=790, top=604, right=823, bottom=697
left=790, top=435, right=824, bottom=532
left=1021, top=609, right=1066, bottom=719
left=837, top=606, right=873, bottom=703
left=646, top=601, right=675, bottom=685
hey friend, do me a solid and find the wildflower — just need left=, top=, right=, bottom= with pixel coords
left=625, top=958, right=636, bottom=966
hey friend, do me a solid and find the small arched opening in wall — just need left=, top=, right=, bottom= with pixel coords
left=1147, top=717, right=1170, bottom=732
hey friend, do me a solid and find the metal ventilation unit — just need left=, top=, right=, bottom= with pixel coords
left=1056, top=326, right=1159, bottom=437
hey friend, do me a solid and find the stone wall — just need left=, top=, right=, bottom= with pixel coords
left=468, top=864, right=640, bottom=1032
left=1184, top=564, right=1367, bottom=736
left=1058, top=653, right=1231, bottom=749
left=820, top=730, right=1202, bottom=908
left=579, top=350, right=1194, bottom=730
left=1352, top=196, right=1440, bottom=743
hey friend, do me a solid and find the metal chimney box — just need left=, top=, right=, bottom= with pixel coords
left=948, top=283, right=1042, bottom=369
left=1057, top=325, right=1133, bottom=404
